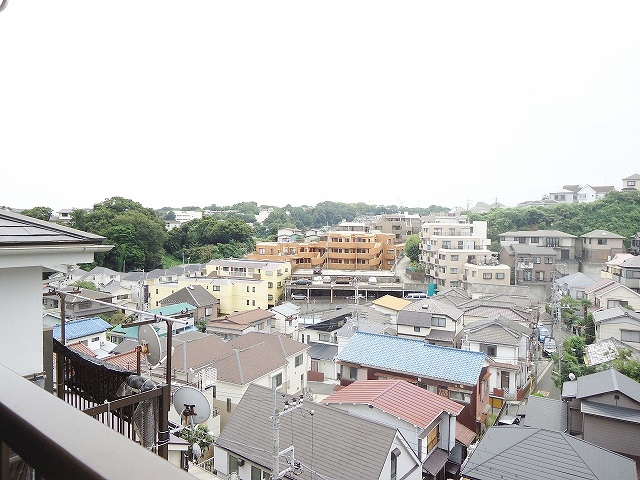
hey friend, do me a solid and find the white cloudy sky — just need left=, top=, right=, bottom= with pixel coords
left=1, top=1, right=639, bottom=212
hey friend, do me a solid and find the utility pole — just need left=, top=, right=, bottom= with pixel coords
left=271, top=383, right=306, bottom=479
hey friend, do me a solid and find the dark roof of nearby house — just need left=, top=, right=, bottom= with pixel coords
left=307, top=341, right=338, bottom=360
left=336, top=332, right=486, bottom=386
left=160, top=284, right=219, bottom=308
left=461, top=426, right=637, bottom=480
left=0, top=210, right=107, bottom=246
left=211, top=342, right=288, bottom=384
left=555, top=272, right=596, bottom=288
left=322, top=380, right=464, bottom=428
left=592, top=306, right=640, bottom=325
left=216, top=383, right=410, bottom=480
left=463, top=315, right=530, bottom=346
left=563, top=369, right=640, bottom=404
left=227, top=332, right=308, bottom=358
left=499, top=229, right=577, bottom=238
left=160, top=332, right=234, bottom=372
left=623, top=173, right=640, bottom=180
left=581, top=400, right=640, bottom=424
left=402, top=298, right=463, bottom=320
left=518, top=396, right=567, bottom=431
left=207, top=308, right=274, bottom=328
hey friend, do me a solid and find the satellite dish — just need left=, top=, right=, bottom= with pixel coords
left=568, top=372, right=576, bottom=381
left=192, top=442, right=202, bottom=460
left=173, top=386, right=211, bottom=425
left=138, top=325, right=162, bottom=367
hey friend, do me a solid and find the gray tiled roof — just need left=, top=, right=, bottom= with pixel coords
left=581, top=400, right=640, bottom=424
left=500, top=229, right=577, bottom=238
left=519, top=396, right=567, bottom=431
left=307, top=341, right=338, bottom=360
left=461, top=426, right=637, bottom=480
left=0, top=210, right=106, bottom=245
left=216, top=383, right=403, bottom=480
left=570, top=369, right=640, bottom=404
left=161, top=285, right=218, bottom=308
left=581, top=230, right=625, bottom=239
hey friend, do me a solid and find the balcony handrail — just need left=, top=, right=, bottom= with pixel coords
left=0, top=362, right=194, bottom=480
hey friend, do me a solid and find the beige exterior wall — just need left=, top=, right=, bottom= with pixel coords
left=248, top=232, right=401, bottom=272
left=589, top=287, right=640, bottom=311
left=373, top=213, right=422, bottom=244
left=596, top=319, right=640, bottom=345
left=581, top=237, right=625, bottom=262
left=463, top=263, right=511, bottom=288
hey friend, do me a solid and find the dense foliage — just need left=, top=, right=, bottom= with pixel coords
left=20, top=206, right=53, bottom=221
left=469, top=190, right=640, bottom=250
left=70, top=197, right=168, bottom=271
left=404, top=234, right=421, bottom=263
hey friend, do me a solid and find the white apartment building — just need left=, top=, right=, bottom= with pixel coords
left=420, top=220, right=509, bottom=290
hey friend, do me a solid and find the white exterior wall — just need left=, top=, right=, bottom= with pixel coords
left=380, top=436, right=422, bottom=480
left=597, top=320, right=640, bottom=344
left=0, top=266, right=44, bottom=376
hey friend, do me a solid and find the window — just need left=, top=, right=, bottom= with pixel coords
left=523, top=270, right=532, bottom=281
left=226, top=398, right=232, bottom=412
left=628, top=180, right=637, bottom=187
left=431, top=316, right=446, bottom=327
left=451, top=268, right=458, bottom=274
left=343, top=366, right=358, bottom=380
left=451, top=255, right=459, bottom=261
left=496, top=273, right=505, bottom=280
left=607, top=299, right=628, bottom=309
left=537, top=271, right=545, bottom=281
left=501, top=370, right=509, bottom=389
left=448, top=389, right=472, bottom=403
left=545, top=257, right=554, bottom=264
left=228, top=455, right=241, bottom=474
left=426, top=423, right=440, bottom=453
left=621, top=330, right=640, bottom=343
left=414, top=326, right=421, bottom=332
left=530, top=237, right=539, bottom=244
left=295, top=354, right=304, bottom=367
left=483, top=273, right=492, bottom=280
left=481, top=344, right=497, bottom=356
left=213, top=285, right=220, bottom=291
left=534, top=257, right=541, bottom=264
left=390, top=450, right=398, bottom=480
left=273, top=373, right=283, bottom=387
left=91, top=336, right=99, bottom=343
left=514, top=236, right=526, bottom=244
left=319, top=333, right=331, bottom=342
left=597, top=238, right=607, bottom=245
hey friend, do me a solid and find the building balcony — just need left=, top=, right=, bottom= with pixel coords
left=0, top=362, right=194, bottom=480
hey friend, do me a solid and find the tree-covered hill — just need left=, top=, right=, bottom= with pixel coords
left=469, top=190, right=640, bottom=250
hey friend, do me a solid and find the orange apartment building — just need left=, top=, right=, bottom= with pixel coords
left=247, top=231, right=403, bottom=272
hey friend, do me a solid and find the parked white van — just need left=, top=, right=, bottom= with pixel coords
left=368, top=277, right=378, bottom=284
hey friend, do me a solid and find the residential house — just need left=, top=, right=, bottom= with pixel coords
left=461, top=315, right=532, bottom=400
left=580, top=230, right=626, bottom=262
left=622, top=173, right=640, bottom=192
left=553, top=271, right=597, bottom=300
left=562, top=369, right=640, bottom=463
left=210, top=332, right=309, bottom=429
left=204, top=258, right=291, bottom=307
left=498, top=229, right=577, bottom=261
left=159, top=284, right=219, bottom=323
left=214, top=383, right=422, bottom=480
left=461, top=425, right=637, bottom=480
left=205, top=308, right=274, bottom=340
left=335, top=331, right=490, bottom=433
left=630, top=231, right=640, bottom=255
left=52, top=316, right=112, bottom=351
left=396, top=298, right=464, bottom=347
left=593, top=306, right=640, bottom=346
left=548, top=187, right=577, bottom=203
left=499, top=244, right=558, bottom=284
left=585, top=279, right=640, bottom=311
left=322, top=379, right=474, bottom=480
left=461, top=258, right=511, bottom=291
left=275, top=227, right=304, bottom=243
left=269, top=301, right=300, bottom=337
left=602, top=253, right=640, bottom=293
left=371, top=294, right=413, bottom=323
left=43, top=287, right=119, bottom=321
left=146, top=302, right=197, bottom=337
left=458, top=297, right=535, bottom=327
left=576, top=184, right=615, bottom=203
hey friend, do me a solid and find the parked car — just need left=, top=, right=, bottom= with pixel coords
left=405, top=292, right=428, bottom=299
left=313, top=267, right=323, bottom=275
left=291, top=278, right=312, bottom=285
left=535, top=325, right=551, bottom=343
left=542, top=338, right=557, bottom=357
left=497, top=415, right=520, bottom=426
left=291, top=293, right=307, bottom=300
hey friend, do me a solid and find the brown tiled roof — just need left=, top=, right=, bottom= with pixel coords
left=227, top=332, right=308, bottom=357
left=164, top=333, right=235, bottom=372
left=212, top=342, right=288, bottom=384
left=103, top=351, right=138, bottom=372
left=322, top=380, right=463, bottom=428
left=455, top=420, right=476, bottom=446
left=67, top=341, right=96, bottom=357
left=211, top=308, right=274, bottom=327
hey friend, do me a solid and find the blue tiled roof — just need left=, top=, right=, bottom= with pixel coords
left=336, top=332, right=487, bottom=385
left=53, top=317, right=112, bottom=341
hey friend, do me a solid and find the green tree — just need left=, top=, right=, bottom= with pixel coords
left=404, top=234, right=421, bottom=263
left=71, top=280, right=98, bottom=290
left=20, top=206, right=53, bottom=221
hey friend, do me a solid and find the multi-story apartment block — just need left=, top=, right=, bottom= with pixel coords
left=420, top=220, right=508, bottom=290
left=204, top=258, right=291, bottom=306
left=372, top=212, right=422, bottom=244
left=248, top=231, right=401, bottom=272
left=498, top=229, right=577, bottom=261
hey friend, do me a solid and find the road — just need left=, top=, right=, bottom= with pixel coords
left=531, top=317, right=571, bottom=400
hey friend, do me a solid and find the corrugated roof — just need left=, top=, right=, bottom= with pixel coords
left=336, top=332, right=486, bottom=385
left=307, top=342, right=338, bottom=360
left=216, top=383, right=406, bottom=480
left=584, top=337, right=640, bottom=366
left=462, top=426, right=637, bottom=480
left=519, top=396, right=567, bottom=431
left=0, top=210, right=107, bottom=245
left=52, top=317, right=112, bottom=341
left=322, top=380, right=463, bottom=428
left=574, top=369, right=640, bottom=404
left=581, top=400, right=640, bottom=424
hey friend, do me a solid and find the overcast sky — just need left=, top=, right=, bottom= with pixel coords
left=1, top=1, right=639, bottom=212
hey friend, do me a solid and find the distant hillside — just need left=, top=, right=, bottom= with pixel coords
left=468, top=190, right=640, bottom=250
